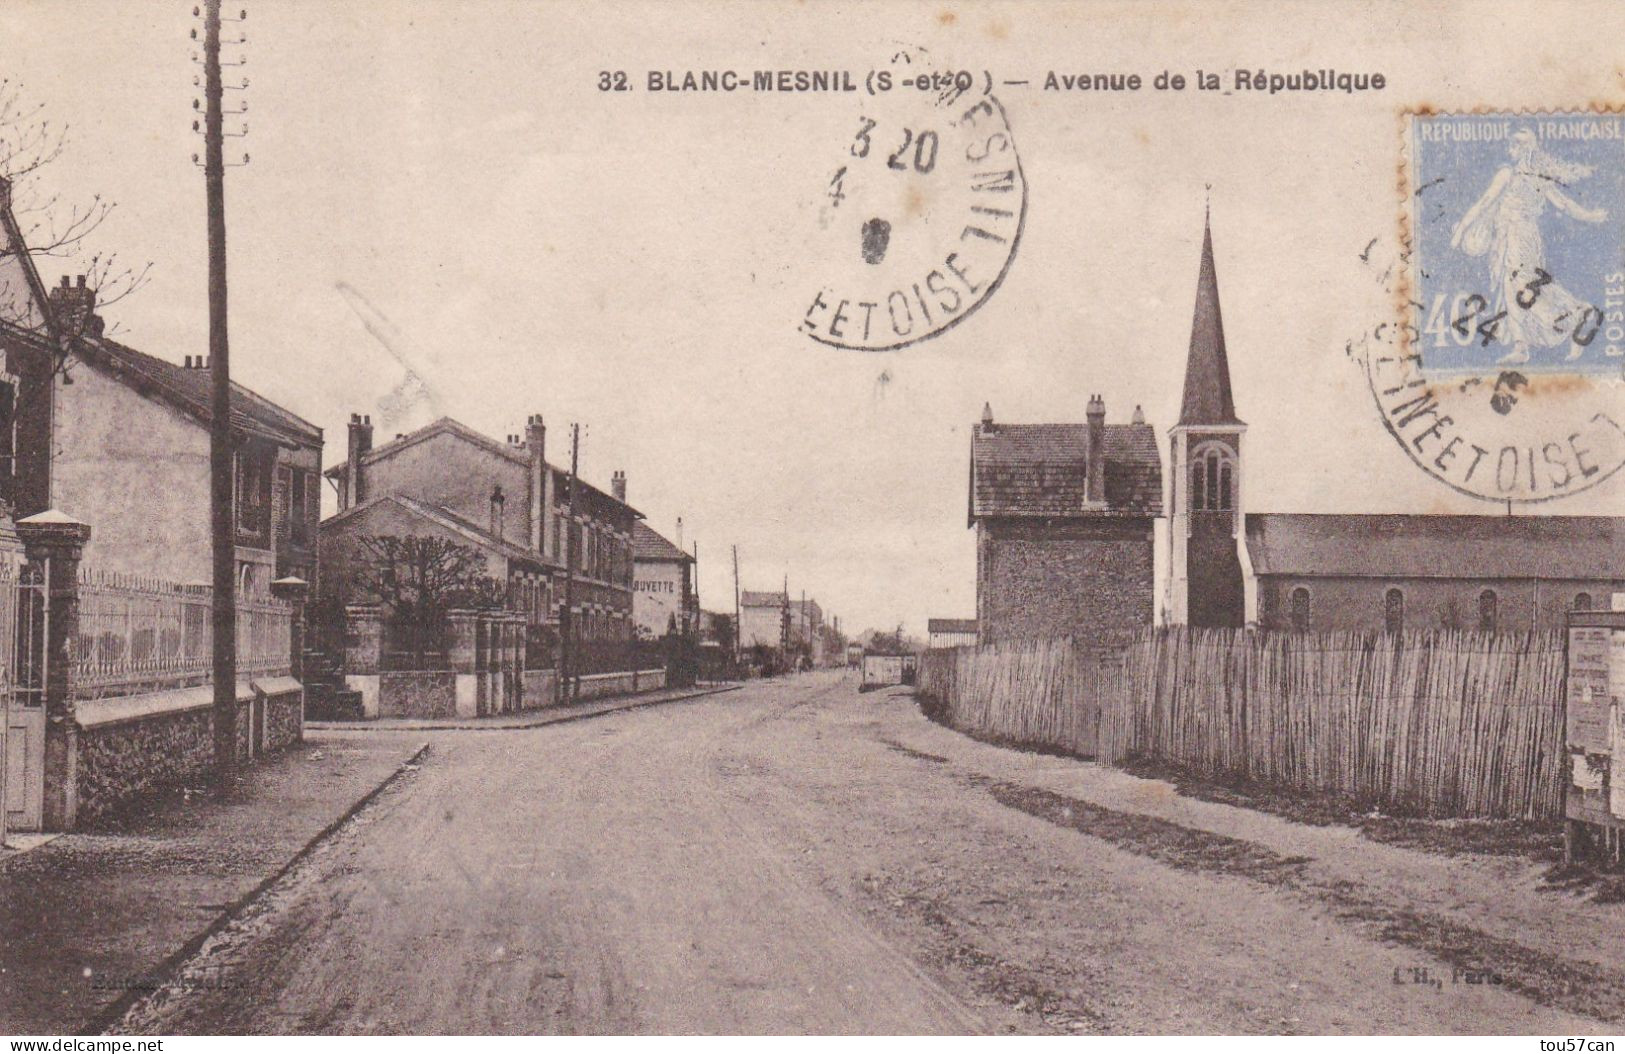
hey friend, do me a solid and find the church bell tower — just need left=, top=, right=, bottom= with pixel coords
left=1167, top=208, right=1249, bottom=627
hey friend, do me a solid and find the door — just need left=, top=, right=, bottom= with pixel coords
left=1, top=559, right=47, bottom=835
left=2, top=705, right=44, bottom=832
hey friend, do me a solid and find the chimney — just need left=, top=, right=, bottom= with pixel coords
left=675, top=516, right=684, bottom=552
left=525, top=413, right=547, bottom=554
left=345, top=413, right=373, bottom=510
left=48, top=274, right=103, bottom=339
left=1131, top=404, right=1146, bottom=425
left=184, top=356, right=193, bottom=368
left=980, top=402, right=994, bottom=431
left=490, top=485, right=505, bottom=542
left=611, top=470, right=627, bottom=504
left=1086, top=394, right=1106, bottom=505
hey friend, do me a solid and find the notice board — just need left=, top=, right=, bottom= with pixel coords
left=1566, top=611, right=1625, bottom=830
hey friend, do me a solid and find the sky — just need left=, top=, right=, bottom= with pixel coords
left=5, top=0, right=1623, bottom=637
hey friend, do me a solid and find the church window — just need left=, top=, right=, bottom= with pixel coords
left=1191, top=443, right=1235, bottom=512
left=1289, top=587, right=1310, bottom=632
left=1384, top=588, right=1404, bottom=635
left=1573, top=592, right=1592, bottom=612
left=1259, top=581, right=1279, bottom=625
left=1478, top=589, right=1498, bottom=632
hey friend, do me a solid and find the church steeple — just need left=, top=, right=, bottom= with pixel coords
left=1177, top=210, right=1243, bottom=427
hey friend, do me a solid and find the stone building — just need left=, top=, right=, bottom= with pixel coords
left=632, top=520, right=695, bottom=639
left=968, top=398, right=1163, bottom=645
left=323, top=410, right=640, bottom=639
left=1166, top=212, right=1625, bottom=631
left=323, top=415, right=640, bottom=648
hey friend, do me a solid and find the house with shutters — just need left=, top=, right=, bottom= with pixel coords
left=0, top=177, right=323, bottom=593
left=1165, top=211, right=1625, bottom=632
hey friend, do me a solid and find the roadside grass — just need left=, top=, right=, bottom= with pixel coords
left=980, top=777, right=1625, bottom=1026
left=1116, top=756, right=1563, bottom=862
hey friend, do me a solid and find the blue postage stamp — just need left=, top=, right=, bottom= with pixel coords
left=1407, top=111, right=1625, bottom=376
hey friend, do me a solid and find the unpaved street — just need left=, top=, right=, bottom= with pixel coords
left=114, top=672, right=1620, bottom=1035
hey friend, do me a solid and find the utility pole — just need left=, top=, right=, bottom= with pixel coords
left=780, top=574, right=791, bottom=671
left=731, top=545, right=741, bottom=666
left=559, top=423, right=580, bottom=702
left=203, top=0, right=237, bottom=798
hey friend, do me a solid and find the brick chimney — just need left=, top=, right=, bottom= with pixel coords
left=345, top=413, right=373, bottom=510
left=980, top=402, right=994, bottom=432
left=611, top=470, right=627, bottom=504
left=48, top=275, right=103, bottom=339
left=525, top=414, right=547, bottom=555
left=1086, top=394, right=1106, bottom=505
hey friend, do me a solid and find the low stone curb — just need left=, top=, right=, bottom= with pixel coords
left=308, top=683, right=742, bottom=733
left=83, top=741, right=432, bottom=1035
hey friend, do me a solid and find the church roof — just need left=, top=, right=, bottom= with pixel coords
left=970, top=421, right=1162, bottom=519
left=1177, top=216, right=1244, bottom=428
left=1245, top=514, right=1625, bottom=580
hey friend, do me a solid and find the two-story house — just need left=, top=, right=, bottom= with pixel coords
left=0, top=192, right=322, bottom=595
left=322, top=415, right=640, bottom=649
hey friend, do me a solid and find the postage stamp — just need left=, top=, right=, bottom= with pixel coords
left=1407, top=111, right=1625, bottom=375
left=799, top=55, right=1027, bottom=352
left=1361, top=109, right=1625, bottom=504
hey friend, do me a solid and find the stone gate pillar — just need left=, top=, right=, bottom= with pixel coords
left=343, top=603, right=382, bottom=718
left=17, top=510, right=91, bottom=832
left=447, top=609, right=479, bottom=718
left=270, top=575, right=309, bottom=682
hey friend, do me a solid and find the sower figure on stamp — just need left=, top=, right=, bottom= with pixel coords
left=1451, top=127, right=1609, bottom=364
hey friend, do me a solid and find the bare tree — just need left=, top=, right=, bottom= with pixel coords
left=348, top=535, right=506, bottom=668
left=0, top=77, right=151, bottom=341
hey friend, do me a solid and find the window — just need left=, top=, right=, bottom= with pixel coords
left=1384, top=588, right=1404, bottom=635
left=1574, top=592, right=1593, bottom=612
left=1478, top=589, right=1498, bottom=632
left=1290, top=587, right=1310, bottom=633
left=1190, top=442, right=1235, bottom=512
left=235, top=451, right=269, bottom=536
left=1259, top=582, right=1279, bottom=625
left=291, top=470, right=308, bottom=545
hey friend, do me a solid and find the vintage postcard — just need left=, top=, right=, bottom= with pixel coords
left=1, top=0, right=1624, bottom=1042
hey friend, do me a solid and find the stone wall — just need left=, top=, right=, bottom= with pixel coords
left=74, top=682, right=303, bottom=827
left=573, top=668, right=665, bottom=700
left=378, top=671, right=457, bottom=719
left=977, top=518, right=1156, bottom=645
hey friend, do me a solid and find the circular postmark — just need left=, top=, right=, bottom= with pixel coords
left=799, top=60, right=1027, bottom=352
left=1356, top=110, right=1625, bottom=504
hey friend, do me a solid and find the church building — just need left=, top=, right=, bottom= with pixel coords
left=1166, top=214, right=1625, bottom=633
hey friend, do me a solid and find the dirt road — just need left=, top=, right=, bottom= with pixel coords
left=112, top=672, right=1617, bottom=1035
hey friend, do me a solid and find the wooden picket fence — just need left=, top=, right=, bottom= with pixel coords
left=917, top=627, right=1567, bottom=819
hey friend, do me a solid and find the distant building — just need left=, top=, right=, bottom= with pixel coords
left=968, top=398, right=1163, bottom=645
left=1167, top=211, right=1625, bottom=632
left=739, top=590, right=790, bottom=650
left=927, top=618, right=978, bottom=649
left=323, top=415, right=639, bottom=645
left=632, top=520, right=695, bottom=639
left=739, top=589, right=823, bottom=657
